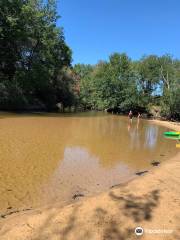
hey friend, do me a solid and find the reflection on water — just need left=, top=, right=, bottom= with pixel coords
left=127, top=120, right=159, bottom=150
left=43, top=146, right=134, bottom=205
left=0, top=112, right=178, bottom=213
left=144, top=125, right=158, bottom=149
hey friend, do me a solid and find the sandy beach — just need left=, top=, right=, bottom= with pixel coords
left=0, top=119, right=179, bottom=240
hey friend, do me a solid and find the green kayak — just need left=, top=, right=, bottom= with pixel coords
left=164, top=131, right=180, bottom=137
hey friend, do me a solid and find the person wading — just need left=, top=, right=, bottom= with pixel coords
left=128, top=110, right=133, bottom=122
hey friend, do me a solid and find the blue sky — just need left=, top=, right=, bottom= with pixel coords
left=57, top=0, right=180, bottom=65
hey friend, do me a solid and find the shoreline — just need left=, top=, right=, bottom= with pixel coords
left=149, top=119, right=180, bottom=131
left=0, top=119, right=180, bottom=240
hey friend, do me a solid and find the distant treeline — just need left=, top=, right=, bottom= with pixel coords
left=74, top=54, right=180, bottom=120
left=0, top=0, right=180, bottom=120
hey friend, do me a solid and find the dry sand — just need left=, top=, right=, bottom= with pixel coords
left=0, top=120, right=180, bottom=240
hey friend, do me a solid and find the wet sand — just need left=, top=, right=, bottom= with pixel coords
left=0, top=120, right=180, bottom=240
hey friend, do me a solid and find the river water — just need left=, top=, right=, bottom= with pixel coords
left=0, top=112, right=178, bottom=214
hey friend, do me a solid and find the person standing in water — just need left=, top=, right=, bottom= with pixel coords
left=128, top=110, right=133, bottom=122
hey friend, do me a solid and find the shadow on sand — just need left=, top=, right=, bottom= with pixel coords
left=1, top=189, right=160, bottom=240
left=109, top=189, right=160, bottom=222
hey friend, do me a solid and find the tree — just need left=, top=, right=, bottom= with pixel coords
left=159, top=56, right=180, bottom=119
left=73, top=64, right=94, bottom=109
left=0, top=0, right=72, bottom=110
left=137, top=55, right=160, bottom=95
left=74, top=53, right=180, bottom=119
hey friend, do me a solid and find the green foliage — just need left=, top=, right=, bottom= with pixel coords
left=74, top=53, right=180, bottom=120
left=0, top=0, right=73, bottom=110
left=73, top=64, right=94, bottom=109
left=161, top=82, right=180, bottom=119
left=137, top=55, right=160, bottom=101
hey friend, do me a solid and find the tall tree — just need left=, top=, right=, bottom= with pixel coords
left=0, top=0, right=72, bottom=110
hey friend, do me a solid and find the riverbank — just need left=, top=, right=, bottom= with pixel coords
left=0, top=120, right=179, bottom=240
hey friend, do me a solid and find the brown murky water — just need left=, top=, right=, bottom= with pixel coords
left=0, top=112, right=178, bottom=214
